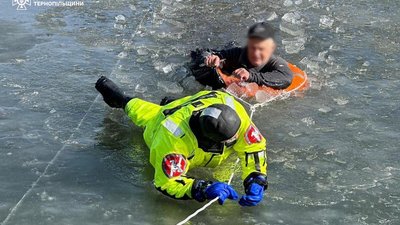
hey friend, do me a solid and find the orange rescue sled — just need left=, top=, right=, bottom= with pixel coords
left=216, top=63, right=309, bottom=100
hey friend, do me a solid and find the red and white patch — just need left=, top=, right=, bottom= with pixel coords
left=245, top=125, right=263, bottom=144
left=162, top=154, right=187, bottom=178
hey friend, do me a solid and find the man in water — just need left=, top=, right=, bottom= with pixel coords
left=96, top=76, right=268, bottom=206
left=191, top=22, right=293, bottom=89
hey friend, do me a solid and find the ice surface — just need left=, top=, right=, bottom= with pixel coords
left=181, top=76, right=204, bottom=92
left=1, top=0, right=400, bottom=225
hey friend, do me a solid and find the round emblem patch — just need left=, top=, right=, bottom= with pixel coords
left=245, top=125, right=263, bottom=144
left=162, top=154, right=187, bottom=178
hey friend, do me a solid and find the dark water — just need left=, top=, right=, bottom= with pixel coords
left=0, top=0, right=399, bottom=224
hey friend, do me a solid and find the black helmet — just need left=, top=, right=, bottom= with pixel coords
left=198, top=104, right=241, bottom=143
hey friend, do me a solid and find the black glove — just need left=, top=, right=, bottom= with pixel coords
left=95, top=76, right=132, bottom=108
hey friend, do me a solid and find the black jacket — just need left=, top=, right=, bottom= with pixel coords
left=216, top=47, right=293, bottom=89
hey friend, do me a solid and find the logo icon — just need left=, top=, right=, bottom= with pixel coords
left=162, top=154, right=187, bottom=178
left=245, top=125, right=263, bottom=144
left=12, top=0, right=31, bottom=10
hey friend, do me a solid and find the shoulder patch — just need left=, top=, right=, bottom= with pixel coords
left=162, top=154, right=187, bottom=178
left=245, top=125, right=263, bottom=144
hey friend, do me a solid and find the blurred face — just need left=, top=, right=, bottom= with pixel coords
left=247, top=38, right=276, bottom=67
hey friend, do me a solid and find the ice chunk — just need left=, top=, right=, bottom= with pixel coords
left=294, top=0, right=302, bottom=5
left=283, top=0, right=293, bottom=7
left=335, top=26, right=345, bottom=33
left=329, top=44, right=340, bottom=51
left=266, top=12, right=278, bottom=21
left=282, top=37, right=306, bottom=54
left=226, top=83, right=244, bottom=98
left=319, top=15, right=334, bottom=28
left=162, top=65, right=173, bottom=74
left=255, top=90, right=273, bottom=103
left=326, top=55, right=335, bottom=65
left=333, top=97, right=349, bottom=105
left=114, top=15, right=127, bottom=30
left=95, top=13, right=106, bottom=21
left=114, top=23, right=126, bottom=30
left=134, top=84, right=148, bottom=93
left=318, top=106, right=332, bottom=113
left=157, top=81, right=183, bottom=94
left=282, top=12, right=302, bottom=24
left=300, top=57, right=320, bottom=72
left=117, top=52, right=128, bottom=59
left=244, top=83, right=259, bottom=95
left=301, top=117, right=315, bottom=126
left=115, top=15, right=126, bottom=23
left=317, top=50, right=328, bottom=61
left=136, top=47, right=149, bottom=56
left=280, top=12, right=307, bottom=36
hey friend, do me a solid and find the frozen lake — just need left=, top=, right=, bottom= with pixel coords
left=0, top=0, right=399, bottom=224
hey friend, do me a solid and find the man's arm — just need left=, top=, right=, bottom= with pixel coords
left=215, top=47, right=242, bottom=65
left=247, top=56, right=293, bottom=89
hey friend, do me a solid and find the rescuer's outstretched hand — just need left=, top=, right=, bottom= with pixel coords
left=193, top=181, right=238, bottom=205
left=239, top=175, right=267, bottom=207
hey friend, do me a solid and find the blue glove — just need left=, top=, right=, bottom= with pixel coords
left=192, top=181, right=238, bottom=205
left=239, top=174, right=267, bottom=207
left=205, top=182, right=239, bottom=205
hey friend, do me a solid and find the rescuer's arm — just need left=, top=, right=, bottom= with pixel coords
left=153, top=152, right=238, bottom=204
left=234, top=123, right=268, bottom=207
left=247, top=56, right=293, bottom=89
left=237, top=149, right=268, bottom=207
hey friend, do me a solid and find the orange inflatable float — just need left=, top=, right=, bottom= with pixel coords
left=216, top=63, right=309, bottom=101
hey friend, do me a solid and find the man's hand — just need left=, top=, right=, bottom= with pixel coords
left=232, top=68, right=250, bottom=81
left=204, top=54, right=221, bottom=68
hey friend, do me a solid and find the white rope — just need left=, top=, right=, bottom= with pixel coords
left=176, top=158, right=240, bottom=225
left=0, top=96, right=101, bottom=225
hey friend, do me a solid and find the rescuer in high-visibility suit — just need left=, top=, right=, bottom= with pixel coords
left=95, top=76, right=268, bottom=206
